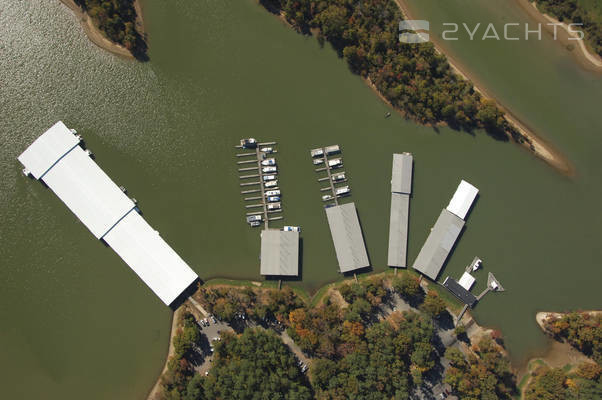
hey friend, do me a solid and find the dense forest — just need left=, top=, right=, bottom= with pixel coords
left=157, top=275, right=518, bottom=399
left=524, top=362, right=602, bottom=400
left=444, top=336, right=517, bottom=399
left=74, top=0, right=147, bottom=59
left=262, top=0, right=518, bottom=141
left=542, top=312, right=602, bottom=364
left=535, top=0, right=602, bottom=57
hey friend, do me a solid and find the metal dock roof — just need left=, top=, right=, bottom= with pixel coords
left=391, top=153, right=413, bottom=194
left=412, top=209, right=464, bottom=280
left=388, top=193, right=410, bottom=268
left=18, top=122, right=198, bottom=306
left=325, top=202, right=369, bottom=273
left=260, top=230, right=299, bottom=276
left=443, top=277, right=477, bottom=307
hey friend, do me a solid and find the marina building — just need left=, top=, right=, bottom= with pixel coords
left=388, top=153, right=413, bottom=268
left=412, top=180, right=478, bottom=280
left=260, top=229, right=299, bottom=276
left=325, top=202, right=369, bottom=273
left=18, top=122, right=198, bottom=306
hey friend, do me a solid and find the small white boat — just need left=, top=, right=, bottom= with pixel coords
left=22, top=168, right=31, bottom=177
left=283, top=226, right=301, bottom=232
left=261, top=158, right=276, bottom=166
left=335, top=185, right=350, bottom=196
left=328, top=158, right=342, bottom=168
left=263, top=174, right=276, bottom=181
left=240, top=138, right=257, bottom=148
left=262, top=166, right=277, bottom=173
left=250, top=220, right=261, bottom=227
left=322, top=194, right=333, bottom=201
left=310, top=148, right=324, bottom=158
left=313, top=159, right=324, bottom=165
left=85, top=149, right=93, bottom=157
left=265, top=190, right=280, bottom=196
left=325, top=145, right=340, bottom=155
left=267, top=202, right=281, bottom=210
left=264, top=180, right=278, bottom=188
left=267, top=196, right=280, bottom=202
left=246, top=215, right=262, bottom=223
left=332, top=172, right=345, bottom=181
left=260, top=147, right=273, bottom=153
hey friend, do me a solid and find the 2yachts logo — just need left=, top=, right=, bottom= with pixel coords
left=399, top=20, right=585, bottom=43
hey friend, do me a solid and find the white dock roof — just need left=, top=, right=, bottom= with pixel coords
left=18, top=122, right=198, bottom=305
left=42, top=146, right=136, bottom=239
left=446, top=180, right=478, bottom=220
left=458, top=272, right=476, bottom=291
left=103, top=210, right=198, bottom=305
left=18, top=121, right=80, bottom=179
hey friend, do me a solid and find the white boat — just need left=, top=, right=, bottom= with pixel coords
left=264, top=180, right=278, bottom=188
left=313, top=159, right=324, bottom=165
left=260, top=147, right=273, bottom=153
left=328, top=158, right=342, bottom=168
left=267, top=202, right=281, bottom=210
left=283, top=226, right=301, bottom=232
left=265, top=190, right=280, bottom=196
left=322, top=194, right=333, bottom=201
left=246, top=215, right=262, bottom=223
left=22, top=168, right=31, bottom=177
left=335, top=185, right=350, bottom=196
left=263, top=174, right=276, bottom=181
left=261, top=158, right=276, bottom=166
left=332, top=172, right=345, bottom=181
left=250, top=220, right=261, bottom=227
left=310, top=148, right=324, bottom=158
left=267, top=196, right=280, bottom=202
left=262, top=166, right=277, bottom=173
left=240, top=138, right=257, bottom=148
left=325, top=145, right=340, bottom=155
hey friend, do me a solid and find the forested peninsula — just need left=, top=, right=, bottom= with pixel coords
left=260, top=0, right=573, bottom=174
left=63, top=0, right=147, bottom=60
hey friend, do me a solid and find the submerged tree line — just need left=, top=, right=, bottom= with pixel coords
left=262, top=0, right=520, bottom=142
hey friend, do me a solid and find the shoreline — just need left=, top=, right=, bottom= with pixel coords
left=516, top=311, right=600, bottom=384
left=394, top=0, right=574, bottom=177
left=58, top=0, right=144, bottom=60
left=516, top=0, right=602, bottom=73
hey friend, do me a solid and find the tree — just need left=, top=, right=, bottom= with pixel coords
left=419, top=291, right=447, bottom=318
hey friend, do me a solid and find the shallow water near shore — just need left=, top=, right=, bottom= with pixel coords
left=0, top=0, right=600, bottom=398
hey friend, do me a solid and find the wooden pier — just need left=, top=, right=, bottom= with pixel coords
left=241, top=189, right=261, bottom=194
left=240, top=181, right=260, bottom=187
left=321, top=149, right=339, bottom=206
left=238, top=166, right=258, bottom=172
left=240, top=174, right=259, bottom=179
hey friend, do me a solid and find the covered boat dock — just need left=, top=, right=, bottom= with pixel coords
left=325, top=202, right=369, bottom=273
left=412, top=180, right=478, bottom=281
left=18, top=121, right=198, bottom=306
left=260, top=229, right=299, bottom=276
left=388, top=153, right=413, bottom=268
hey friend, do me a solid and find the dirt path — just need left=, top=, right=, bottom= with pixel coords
left=394, top=0, right=574, bottom=176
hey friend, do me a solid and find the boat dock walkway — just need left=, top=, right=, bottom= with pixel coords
left=235, top=141, right=283, bottom=229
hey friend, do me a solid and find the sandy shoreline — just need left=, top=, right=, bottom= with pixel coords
left=515, top=311, right=600, bottom=383
left=517, top=0, right=602, bottom=73
left=395, top=0, right=574, bottom=176
left=58, top=0, right=143, bottom=60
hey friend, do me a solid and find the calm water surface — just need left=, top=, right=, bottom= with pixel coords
left=0, top=0, right=600, bottom=398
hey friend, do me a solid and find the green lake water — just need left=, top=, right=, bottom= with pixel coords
left=0, top=0, right=600, bottom=398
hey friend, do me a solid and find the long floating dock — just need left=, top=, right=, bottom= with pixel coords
left=18, top=122, right=198, bottom=306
